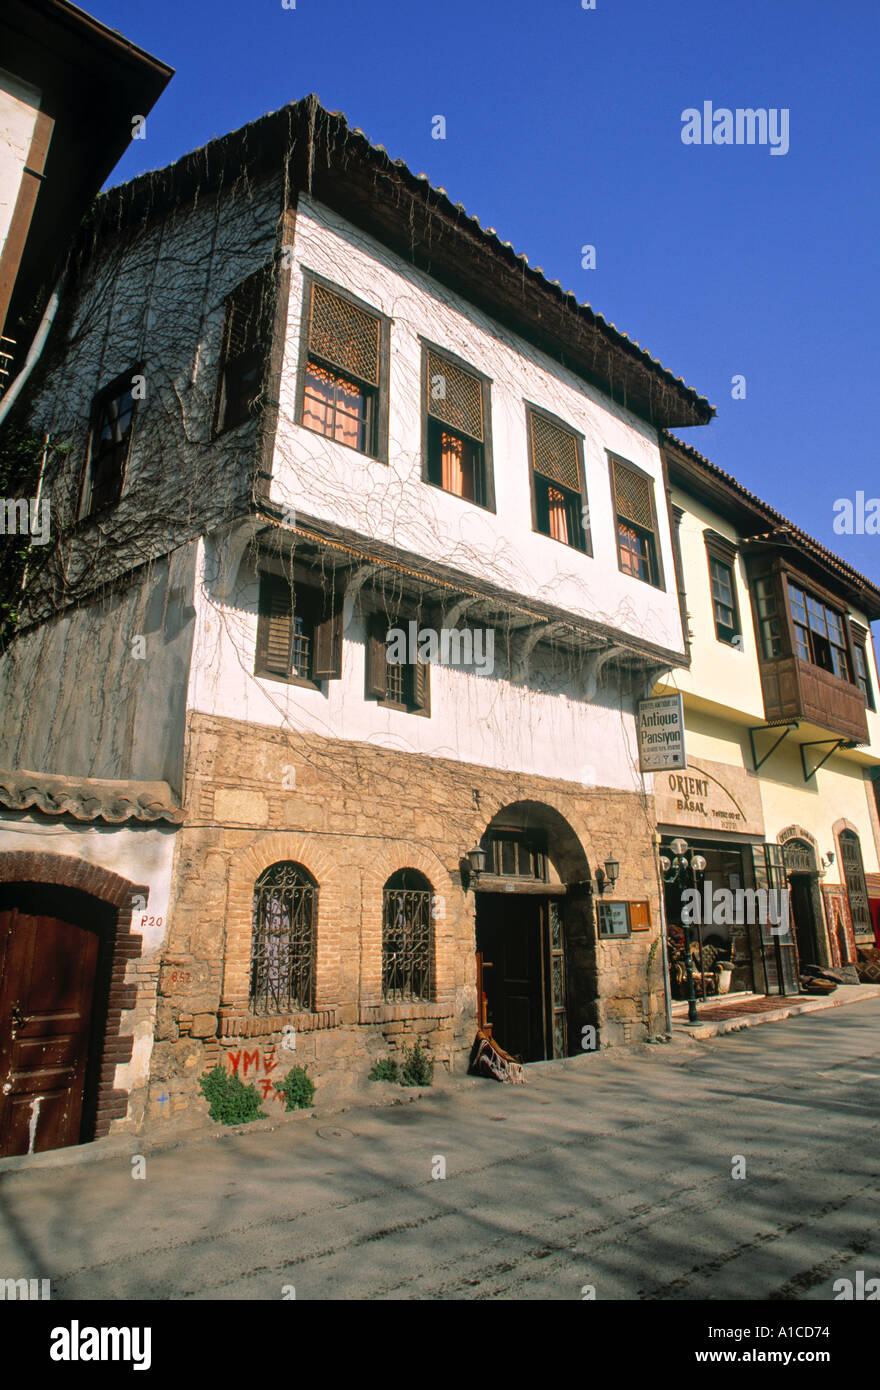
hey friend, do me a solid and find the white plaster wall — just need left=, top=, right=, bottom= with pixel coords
left=670, top=487, right=765, bottom=718
left=189, top=538, right=647, bottom=793
left=0, top=68, right=41, bottom=257
left=0, top=816, right=178, bottom=1096
left=270, top=197, right=686, bottom=657
left=677, top=711, right=879, bottom=878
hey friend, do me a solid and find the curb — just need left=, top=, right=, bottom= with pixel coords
left=673, top=983, right=880, bottom=1040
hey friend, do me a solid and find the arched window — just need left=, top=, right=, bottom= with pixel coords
left=382, top=869, right=434, bottom=1002
left=250, top=862, right=316, bottom=1013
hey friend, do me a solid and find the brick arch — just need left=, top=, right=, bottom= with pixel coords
left=0, top=850, right=147, bottom=1141
left=223, top=832, right=344, bottom=1011
left=362, top=843, right=459, bottom=1009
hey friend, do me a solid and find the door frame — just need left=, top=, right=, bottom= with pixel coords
left=474, top=888, right=568, bottom=1061
left=0, top=853, right=148, bottom=1145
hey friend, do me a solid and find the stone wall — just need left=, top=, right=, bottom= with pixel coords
left=147, top=711, right=666, bottom=1121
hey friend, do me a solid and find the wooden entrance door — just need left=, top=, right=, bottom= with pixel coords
left=476, top=894, right=568, bottom=1062
left=0, top=886, right=103, bottom=1157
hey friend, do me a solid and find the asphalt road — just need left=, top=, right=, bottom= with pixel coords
left=1, top=998, right=878, bottom=1300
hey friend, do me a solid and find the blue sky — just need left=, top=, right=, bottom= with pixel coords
left=93, top=0, right=879, bottom=586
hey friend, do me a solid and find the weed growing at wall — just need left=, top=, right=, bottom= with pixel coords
left=368, top=1057, right=399, bottom=1082
left=198, top=1064, right=267, bottom=1124
left=274, top=1065, right=315, bottom=1110
left=400, top=1040, right=433, bottom=1087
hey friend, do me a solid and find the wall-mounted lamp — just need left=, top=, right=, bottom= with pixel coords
left=595, top=856, right=621, bottom=896
left=467, top=844, right=487, bottom=878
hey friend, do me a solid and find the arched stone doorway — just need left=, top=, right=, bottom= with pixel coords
left=781, top=836, right=825, bottom=967
left=473, top=801, right=592, bottom=1063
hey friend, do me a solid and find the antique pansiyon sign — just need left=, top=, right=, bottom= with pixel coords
left=637, top=693, right=686, bottom=771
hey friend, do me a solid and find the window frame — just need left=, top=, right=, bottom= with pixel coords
left=851, top=623, right=876, bottom=711
left=419, top=338, right=495, bottom=512
left=525, top=402, right=591, bottom=555
left=785, top=578, right=854, bottom=684
left=254, top=561, right=343, bottom=688
left=295, top=269, right=391, bottom=463
left=703, top=531, right=742, bottom=647
left=365, top=608, right=431, bottom=716
left=382, top=868, right=436, bottom=1003
left=249, top=860, right=317, bottom=1016
left=212, top=266, right=274, bottom=439
left=78, top=364, right=143, bottom=518
left=607, top=452, right=665, bottom=590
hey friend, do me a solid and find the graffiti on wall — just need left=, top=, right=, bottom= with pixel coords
left=225, top=1047, right=286, bottom=1103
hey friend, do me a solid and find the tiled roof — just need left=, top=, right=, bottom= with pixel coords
left=663, top=432, right=880, bottom=616
left=86, top=95, right=713, bottom=429
left=0, top=769, right=183, bottom=824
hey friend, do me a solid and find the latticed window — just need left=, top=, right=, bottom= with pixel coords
left=610, top=456, right=661, bottom=587
left=301, top=279, right=382, bottom=456
left=425, top=347, right=489, bottom=505
left=250, top=862, right=316, bottom=1014
left=382, top=870, right=435, bottom=1002
left=528, top=409, right=588, bottom=552
left=215, top=266, right=273, bottom=434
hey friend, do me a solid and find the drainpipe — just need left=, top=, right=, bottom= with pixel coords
left=653, top=830, right=673, bottom=1036
left=0, top=275, right=65, bottom=429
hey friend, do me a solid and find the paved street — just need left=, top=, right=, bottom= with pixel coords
left=1, top=998, right=878, bottom=1301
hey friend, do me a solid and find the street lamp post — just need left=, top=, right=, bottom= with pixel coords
left=659, top=838, right=707, bottom=1026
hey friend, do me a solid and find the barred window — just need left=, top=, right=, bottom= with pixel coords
left=250, top=862, right=316, bottom=1014
left=528, top=408, right=589, bottom=553
left=382, top=869, right=435, bottom=1002
left=300, top=278, right=385, bottom=458
left=610, top=456, right=662, bottom=588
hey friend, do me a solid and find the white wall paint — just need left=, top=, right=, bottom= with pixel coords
left=189, top=537, right=647, bottom=793
left=269, top=197, right=686, bottom=657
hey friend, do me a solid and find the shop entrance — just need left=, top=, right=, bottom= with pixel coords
left=475, top=893, right=567, bottom=1062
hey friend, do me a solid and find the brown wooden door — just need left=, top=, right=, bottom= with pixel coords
left=476, top=895, right=547, bottom=1062
left=0, top=892, right=101, bottom=1157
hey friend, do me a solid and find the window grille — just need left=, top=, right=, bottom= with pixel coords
left=250, top=862, right=315, bottom=1013
left=611, top=458, right=655, bottom=531
left=309, top=282, right=380, bottom=387
left=426, top=349, right=483, bottom=441
left=382, top=870, right=435, bottom=1001
left=529, top=411, right=580, bottom=491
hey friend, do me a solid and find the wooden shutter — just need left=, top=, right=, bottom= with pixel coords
left=309, top=282, right=380, bottom=386
left=312, top=587, right=343, bottom=680
left=412, top=653, right=431, bottom=715
left=366, top=612, right=389, bottom=697
left=426, top=349, right=483, bottom=442
left=611, top=458, right=656, bottom=532
left=256, top=573, right=292, bottom=676
left=528, top=411, right=580, bottom=491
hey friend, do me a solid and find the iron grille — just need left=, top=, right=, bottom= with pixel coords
left=529, top=411, right=580, bottom=491
left=426, top=350, right=483, bottom=442
left=250, top=862, right=315, bottom=1013
left=309, top=283, right=380, bottom=387
left=382, top=884, right=434, bottom=1001
left=611, top=459, right=654, bottom=530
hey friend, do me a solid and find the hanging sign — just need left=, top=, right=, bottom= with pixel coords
left=637, top=692, right=686, bottom=772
